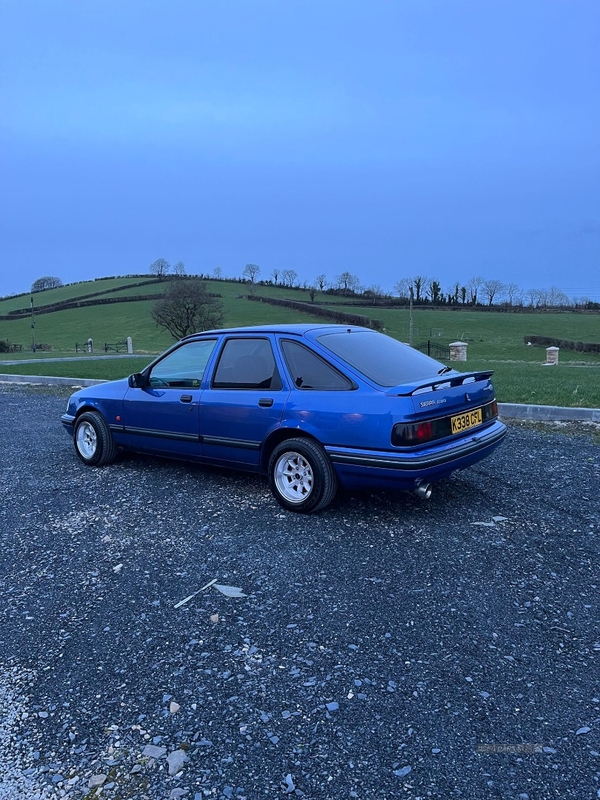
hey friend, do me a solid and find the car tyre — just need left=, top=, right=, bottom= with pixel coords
left=268, top=437, right=337, bottom=513
left=74, top=411, right=118, bottom=466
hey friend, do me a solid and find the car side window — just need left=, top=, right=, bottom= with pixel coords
left=149, top=340, right=217, bottom=389
left=212, top=338, right=282, bottom=390
left=280, top=340, right=354, bottom=390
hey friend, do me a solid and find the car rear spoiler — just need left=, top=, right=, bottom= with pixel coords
left=385, top=371, right=495, bottom=397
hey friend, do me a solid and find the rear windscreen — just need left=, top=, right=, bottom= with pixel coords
left=316, top=330, right=445, bottom=387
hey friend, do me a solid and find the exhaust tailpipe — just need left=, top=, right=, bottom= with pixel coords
left=414, top=481, right=432, bottom=500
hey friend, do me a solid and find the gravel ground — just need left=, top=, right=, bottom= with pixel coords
left=0, top=385, right=598, bottom=800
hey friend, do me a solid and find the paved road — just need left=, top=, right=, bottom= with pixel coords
left=1, top=385, right=598, bottom=799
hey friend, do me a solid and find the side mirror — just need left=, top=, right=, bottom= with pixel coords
left=128, top=372, right=147, bottom=389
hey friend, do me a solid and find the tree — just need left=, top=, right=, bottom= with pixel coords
left=394, top=278, right=411, bottom=300
left=547, top=286, right=570, bottom=307
left=482, top=279, right=505, bottom=306
left=213, top=266, right=223, bottom=280
left=150, top=258, right=170, bottom=279
left=412, top=275, right=427, bottom=303
left=31, top=276, right=63, bottom=292
left=467, top=275, right=484, bottom=305
left=427, top=279, right=443, bottom=305
left=447, top=282, right=460, bottom=305
left=315, top=274, right=327, bottom=292
left=173, top=261, right=186, bottom=276
left=242, top=263, right=260, bottom=284
left=152, top=279, right=224, bottom=339
left=271, top=268, right=280, bottom=284
left=335, top=272, right=361, bottom=295
left=281, top=269, right=298, bottom=287
left=505, top=282, right=522, bottom=306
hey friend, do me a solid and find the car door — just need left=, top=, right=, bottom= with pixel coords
left=121, top=338, right=218, bottom=458
left=199, top=336, right=289, bottom=467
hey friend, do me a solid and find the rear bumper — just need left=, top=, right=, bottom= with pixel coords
left=326, top=420, right=507, bottom=489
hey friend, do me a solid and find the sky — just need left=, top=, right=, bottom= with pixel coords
left=1, top=0, right=599, bottom=300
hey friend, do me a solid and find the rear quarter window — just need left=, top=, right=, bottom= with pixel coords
left=281, top=340, right=354, bottom=390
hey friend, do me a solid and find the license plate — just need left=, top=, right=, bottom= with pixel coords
left=451, top=408, right=483, bottom=434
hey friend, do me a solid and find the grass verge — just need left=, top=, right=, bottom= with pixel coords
left=0, top=357, right=153, bottom=382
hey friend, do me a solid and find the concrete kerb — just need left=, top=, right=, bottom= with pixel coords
left=0, top=374, right=598, bottom=423
left=0, top=375, right=107, bottom=388
left=498, top=402, right=600, bottom=423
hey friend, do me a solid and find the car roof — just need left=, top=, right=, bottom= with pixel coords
left=182, top=323, right=373, bottom=340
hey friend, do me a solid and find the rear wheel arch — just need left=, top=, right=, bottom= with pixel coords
left=261, top=429, right=319, bottom=471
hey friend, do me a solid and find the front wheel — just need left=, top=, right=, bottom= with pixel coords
left=74, top=411, right=118, bottom=466
left=268, top=438, right=337, bottom=513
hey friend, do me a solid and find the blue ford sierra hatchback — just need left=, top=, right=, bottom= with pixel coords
left=61, top=324, right=507, bottom=513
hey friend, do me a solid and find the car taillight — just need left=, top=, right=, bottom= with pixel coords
left=395, top=421, right=435, bottom=445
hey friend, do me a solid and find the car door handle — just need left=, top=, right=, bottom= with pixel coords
left=258, top=398, right=274, bottom=407
left=180, top=395, right=193, bottom=403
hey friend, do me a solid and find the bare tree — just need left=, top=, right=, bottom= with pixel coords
left=173, top=261, right=186, bottom=276
left=213, top=266, right=223, bottom=280
left=467, top=275, right=484, bottom=304
left=537, top=289, right=550, bottom=307
left=394, top=278, right=411, bottom=299
left=527, top=288, right=545, bottom=307
left=271, top=268, right=280, bottom=284
left=335, top=272, right=361, bottom=295
left=281, top=269, right=299, bottom=287
left=505, top=282, right=522, bottom=305
left=152, top=279, right=224, bottom=339
left=547, top=286, right=571, bottom=307
left=242, top=263, right=261, bottom=284
left=482, top=279, right=505, bottom=306
left=31, top=276, right=63, bottom=292
left=150, top=258, right=171, bottom=279
left=315, top=274, right=327, bottom=292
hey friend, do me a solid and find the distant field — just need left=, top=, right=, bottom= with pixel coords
left=323, top=305, right=600, bottom=358
left=1, top=277, right=598, bottom=407
left=0, top=277, right=157, bottom=314
left=0, top=285, right=327, bottom=353
left=455, top=359, right=600, bottom=408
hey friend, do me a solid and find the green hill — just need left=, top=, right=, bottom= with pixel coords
left=1, top=276, right=599, bottom=408
left=0, top=278, right=329, bottom=354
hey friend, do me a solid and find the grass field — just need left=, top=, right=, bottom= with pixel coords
left=0, top=277, right=155, bottom=313
left=1, top=278, right=599, bottom=407
left=0, top=357, right=154, bottom=382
